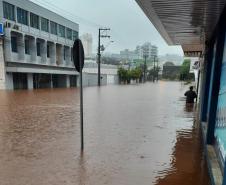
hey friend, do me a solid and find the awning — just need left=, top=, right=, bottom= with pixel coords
left=136, top=0, right=226, bottom=53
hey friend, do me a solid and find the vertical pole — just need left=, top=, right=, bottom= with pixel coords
left=223, top=159, right=226, bottom=185
left=156, top=56, right=158, bottom=81
left=98, top=29, right=101, bottom=86
left=153, top=56, right=155, bottom=82
left=79, top=43, right=84, bottom=150
left=196, top=69, right=201, bottom=102
left=201, top=49, right=213, bottom=122
left=144, top=55, right=147, bottom=82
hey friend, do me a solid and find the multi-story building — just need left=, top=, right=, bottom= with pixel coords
left=135, top=43, right=158, bottom=60
left=150, top=45, right=158, bottom=59
left=0, top=0, right=79, bottom=89
left=134, top=45, right=143, bottom=59
left=120, top=49, right=138, bottom=61
left=80, top=33, right=93, bottom=58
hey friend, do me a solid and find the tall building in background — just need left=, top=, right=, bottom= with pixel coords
left=119, top=43, right=159, bottom=62
left=134, top=42, right=158, bottom=60
left=135, top=45, right=143, bottom=59
left=150, top=45, right=158, bottom=59
left=80, top=33, right=93, bottom=58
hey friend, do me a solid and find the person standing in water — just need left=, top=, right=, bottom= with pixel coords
left=184, top=86, right=197, bottom=103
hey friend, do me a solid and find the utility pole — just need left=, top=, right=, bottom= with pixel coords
left=144, top=55, right=147, bottom=82
left=97, top=28, right=110, bottom=86
left=153, top=56, right=156, bottom=82
left=156, top=56, right=158, bottom=81
left=142, top=44, right=149, bottom=83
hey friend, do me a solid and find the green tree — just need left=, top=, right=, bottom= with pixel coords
left=180, top=59, right=191, bottom=81
left=118, top=67, right=142, bottom=84
left=130, top=67, right=142, bottom=82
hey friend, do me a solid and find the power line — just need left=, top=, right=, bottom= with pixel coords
left=29, top=0, right=102, bottom=28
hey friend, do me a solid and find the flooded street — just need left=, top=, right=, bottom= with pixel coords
left=0, top=81, right=210, bottom=185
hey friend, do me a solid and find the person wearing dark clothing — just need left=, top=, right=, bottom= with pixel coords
left=184, top=86, right=197, bottom=103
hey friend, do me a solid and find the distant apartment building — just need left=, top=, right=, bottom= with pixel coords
left=80, top=33, right=93, bottom=58
left=120, top=49, right=138, bottom=61
left=135, top=46, right=143, bottom=59
left=135, top=42, right=158, bottom=60
left=150, top=45, right=158, bottom=59
left=0, top=0, right=79, bottom=89
left=119, top=43, right=158, bottom=63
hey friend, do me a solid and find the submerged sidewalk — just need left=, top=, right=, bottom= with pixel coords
left=0, top=81, right=210, bottom=185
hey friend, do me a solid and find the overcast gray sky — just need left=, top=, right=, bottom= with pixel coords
left=31, top=0, right=183, bottom=56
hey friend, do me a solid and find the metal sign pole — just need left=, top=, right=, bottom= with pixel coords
left=79, top=44, right=84, bottom=151
left=73, top=39, right=85, bottom=151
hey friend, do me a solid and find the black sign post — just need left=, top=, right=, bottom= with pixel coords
left=73, top=39, right=85, bottom=150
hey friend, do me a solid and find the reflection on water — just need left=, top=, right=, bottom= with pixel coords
left=0, top=82, right=210, bottom=185
left=154, top=103, right=210, bottom=185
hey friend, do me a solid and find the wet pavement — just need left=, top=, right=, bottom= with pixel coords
left=0, top=81, right=210, bottom=185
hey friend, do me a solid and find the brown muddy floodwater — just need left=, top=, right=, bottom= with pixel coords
left=0, top=81, right=210, bottom=185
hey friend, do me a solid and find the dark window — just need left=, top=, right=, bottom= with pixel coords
left=73, top=31, right=78, bottom=40
left=50, top=21, right=57, bottom=35
left=30, top=13, right=39, bottom=29
left=13, top=73, right=28, bottom=90
left=41, top=17, right=49, bottom=32
left=66, top=28, right=72, bottom=40
left=37, top=42, right=41, bottom=56
left=25, top=39, right=30, bottom=54
left=64, top=47, right=66, bottom=60
left=71, top=48, right=73, bottom=61
left=17, top=7, right=28, bottom=25
left=3, top=2, right=15, bottom=21
left=11, top=36, right=17, bottom=52
left=47, top=45, right=50, bottom=58
left=58, top=25, right=65, bottom=38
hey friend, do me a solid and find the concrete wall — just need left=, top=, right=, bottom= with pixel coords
left=76, top=73, right=107, bottom=87
left=0, top=38, right=6, bottom=89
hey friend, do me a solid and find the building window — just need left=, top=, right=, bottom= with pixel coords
left=64, top=47, right=66, bottom=60
left=71, top=48, right=73, bottom=61
left=11, top=36, right=17, bottom=52
left=3, top=2, right=15, bottom=21
left=58, top=25, right=65, bottom=38
left=41, top=17, right=49, bottom=32
left=50, top=21, right=57, bottom=35
left=66, top=28, right=72, bottom=40
left=73, top=31, right=78, bottom=41
left=17, top=7, right=28, bottom=25
left=25, top=39, right=30, bottom=54
left=37, top=42, right=41, bottom=56
left=47, top=45, right=50, bottom=58
left=30, top=13, right=39, bottom=29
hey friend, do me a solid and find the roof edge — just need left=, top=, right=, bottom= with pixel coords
left=135, top=0, right=174, bottom=45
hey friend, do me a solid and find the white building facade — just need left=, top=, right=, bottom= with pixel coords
left=0, top=0, right=80, bottom=89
